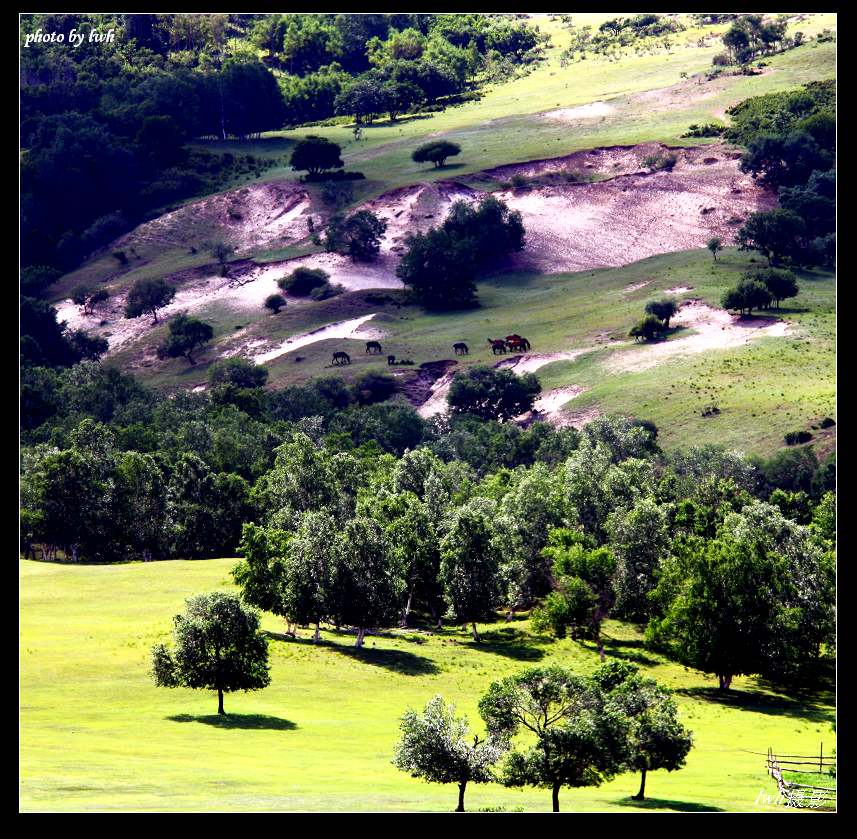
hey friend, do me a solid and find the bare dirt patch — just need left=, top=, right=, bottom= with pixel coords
left=540, top=101, right=615, bottom=122
left=399, top=360, right=459, bottom=418
left=120, top=181, right=312, bottom=256
left=664, top=285, right=694, bottom=294
left=604, top=300, right=792, bottom=374
left=623, top=281, right=651, bottom=294
left=496, top=350, right=593, bottom=374
left=533, top=385, right=585, bottom=415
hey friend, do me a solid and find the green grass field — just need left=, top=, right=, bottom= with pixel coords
left=20, top=558, right=834, bottom=812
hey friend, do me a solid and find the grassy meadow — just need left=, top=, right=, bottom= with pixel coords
left=20, top=557, right=835, bottom=812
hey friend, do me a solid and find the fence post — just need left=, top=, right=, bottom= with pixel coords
left=820, top=742, right=823, bottom=774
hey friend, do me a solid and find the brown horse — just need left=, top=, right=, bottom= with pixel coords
left=332, top=351, right=351, bottom=365
left=366, top=341, right=382, bottom=353
left=453, top=342, right=469, bottom=355
left=487, top=338, right=507, bottom=355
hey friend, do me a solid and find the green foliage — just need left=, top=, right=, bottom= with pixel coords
left=706, top=237, right=723, bottom=260
left=393, top=695, right=503, bottom=811
left=278, top=266, right=331, bottom=296
left=289, top=136, right=344, bottom=175
left=412, top=140, right=462, bottom=168
left=447, top=366, right=541, bottom=422
left=151, top=591, right=270, bottom=714
left=324, top=210, right=387, bottom=261
left=264, top=293, right=286, bottom=313
left=124, top=278, right=176, bottom=323
left=644, top=299, right=679, bottom=328
left=478, top=664, right=634, bottom=812
left=629, top=313, right=664, bottom=341
left=720, top=275, right=773, bottom=316
left=157, top=313, right=214, bottom=365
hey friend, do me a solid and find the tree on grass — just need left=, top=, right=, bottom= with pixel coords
left=439, top=500, right=503, bottom=640
left=747, top=267, right=799, bottom=308
left=289, top=136, right=344, bottom=177
left=721, top=276, right=772, bottom=316
left=264, top=293, right=286, bottom=313
left=396, top=227, right=478, bottom=309
left=531, top=528, right=616, bottom=661
left=206, top=240, right=236, bottom=276
left=157, top=313, right=213, bottom=365
left=324, top=210, right=387, bottom=261
left=447, top=366, right=541, bottom=422
left=737, top=209, right=806, bottom=266
left=596, top=664, right=693, bottom=800
left=706, top=237, right=723, bottom=261
left=278, top=266, right=331, bottom=296
left=644, top=299, right=679, bottom=329
left=124, top=278, right=176, bottom=323
left=412, top=140, right=461, bottom=168
left=479, top=665, right=632, bottom=812
left=151, top=591, right=270, bottom=715
left=393, top=695, right=504, bottom=812
left=629, top=313, right=665, bottom=341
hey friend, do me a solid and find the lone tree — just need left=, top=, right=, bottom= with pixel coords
left=264, top=293, right=286, bottom=313
left=157, top=313, right=213, bottom=365
left=447, top=366, right=541, bottom=422
left=208, top=241, right=236, bottom=276
left=151, top=591, right=271, bottom=715
left=629, top=313, right=664, bottom=342
left=706, top=237, right=723, bottom=261
left=289, top=136, right=344, bottom=177
left=278, top=266, right=331, bottom=296
left=324, top=210, right=388, bottom=261
left=644, top=299, right=679, bottom=329
left=72, top=285, right=110, bottom=316
left=595, top=664, right=693, bottom=801
left=412, top=140, right=462, bottom=168
left=124, top=278, right=176, bottom=323
left=393, top=695, right=504, bottom=812
left=479, top=665, right=632, bottom=812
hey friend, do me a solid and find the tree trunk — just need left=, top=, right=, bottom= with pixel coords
left=152, top=309, right=158, bottom=324
left=596, top=634, right=606, bottom=663
left=313, top=622, right=321, bottom=643
left=552, top=781, right=561, bottom=812
left=401, top=589, right=413, bottom=627
left=471, top=622, right=480, bottom=642
left=355, top=627, right=365, bottom=648
left=218, top=687, right=225, bottom=715
left=456, top=781, right=467, bottom=812
left=718, top=673, right=732, bottom=690
left=632, top=767, right=647, bottom=800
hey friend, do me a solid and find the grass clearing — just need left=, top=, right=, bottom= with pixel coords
left=20, top=557, right=834, bottom=812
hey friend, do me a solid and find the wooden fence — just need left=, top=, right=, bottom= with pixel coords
left=766, top=745, right=836, bottom=809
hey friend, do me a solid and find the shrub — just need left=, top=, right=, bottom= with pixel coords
left=784, top=430, right=813, bottom=445
left=278, top=267, right=330, bottom=296
left=264, top=294, right=286, bottom=313
left=412, top=140, right=462, bottom=168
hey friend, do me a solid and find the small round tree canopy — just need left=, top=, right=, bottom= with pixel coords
left=290, top=136, right=344, bottom=176
left=412, top=140, right=462, bottom=168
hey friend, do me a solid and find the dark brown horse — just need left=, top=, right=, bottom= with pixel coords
left=487, top=338, right=507, bottom=354
left=332, top=351, right=351, bottom=365
left=366, top=341, right=382, bottom=353
left=453, top=342, right=469, bottom=355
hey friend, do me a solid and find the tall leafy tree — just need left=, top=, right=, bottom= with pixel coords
left=479, top=665, right=632, bottom=812
left=151, top=591, right=271, bottom=715
left=124, top=278, right=176, bottom=323
left=157, top=314, right=213, bottom=365
left=393, top=695, right=504, bottom=812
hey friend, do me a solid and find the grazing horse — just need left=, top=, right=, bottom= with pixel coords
left=453, top=342, right=469, bottom=355
left=487, top=338, right=507, bottom=355
left=505, top=334, right=531, bottom=351
left=332, top=351, right=351, bottom=365
left=387, top=355, right=396, bottom=365
left=366, top=341, right=382, bottom=354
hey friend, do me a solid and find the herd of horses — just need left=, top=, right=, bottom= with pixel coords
left=330, top=335, right=531, bottom=366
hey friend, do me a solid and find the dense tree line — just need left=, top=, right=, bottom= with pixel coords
left=727, top=81, right=835, bottom=269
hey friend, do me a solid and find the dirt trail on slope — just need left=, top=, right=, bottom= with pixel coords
left=399, top=360, right=459, bottom=418
left=604, top=299, right=791, bottom=374
left=496, top=349, right=594, bottom=374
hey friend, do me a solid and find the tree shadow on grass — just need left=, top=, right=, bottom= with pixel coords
left=329, top=644, right=440, bottom=676
left=167, top=713, right=297, bottom=730
left=673, top=687, right=834, bottom=724
left=465, top=626, right=547, bottom=662
left=615, top=796, right=726, bottom=812
left=599, top=636, right=661, bottom=667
